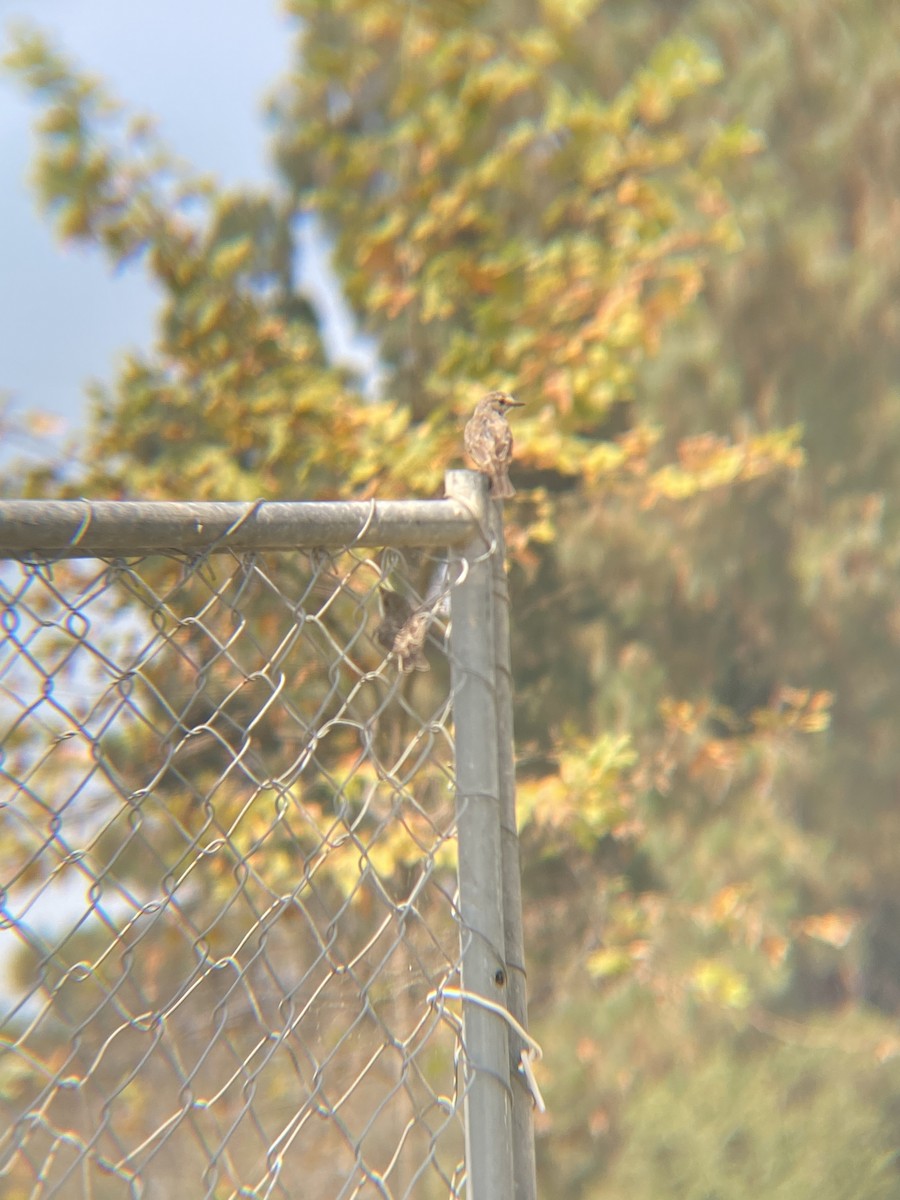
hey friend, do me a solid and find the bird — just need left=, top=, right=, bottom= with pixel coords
left=464, top=390, right=524, bottom=499
left=375, top=587, right=430, bottom=673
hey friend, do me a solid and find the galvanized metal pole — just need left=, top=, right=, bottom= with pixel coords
left=0, top=498, right=476, bottom=557
left=445, top=470, right=514, bottom=1200
left=489, top=501, right=538, bottom=1200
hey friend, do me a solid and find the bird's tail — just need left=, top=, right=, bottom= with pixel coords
left=491, top=473, right=516, bottom=499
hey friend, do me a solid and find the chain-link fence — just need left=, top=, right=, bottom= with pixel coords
left=0, top=474, right=537, bottom=1200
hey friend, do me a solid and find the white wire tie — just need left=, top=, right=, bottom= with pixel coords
left=427, top=986, right=546, bottom=1113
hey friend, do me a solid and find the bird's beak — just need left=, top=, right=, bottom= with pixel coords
left=506, top=398, right=525, bottom=407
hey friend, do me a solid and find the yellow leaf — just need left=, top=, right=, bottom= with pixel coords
left=690, top=960, right=750, bottom=1008
left=586, top=945, right=638, bottom=980
left=209, top=236, right=253, bottom=280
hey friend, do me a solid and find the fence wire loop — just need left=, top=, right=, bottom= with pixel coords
left=69, top=499, right=94, bottom=548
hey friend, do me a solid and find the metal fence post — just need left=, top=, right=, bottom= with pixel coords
left=445, top=470, right=514, bottom=1200
left=490, top=502, right=538, bottom=1200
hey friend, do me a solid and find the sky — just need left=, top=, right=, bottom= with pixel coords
left=0, top=0, right=372, bottom=460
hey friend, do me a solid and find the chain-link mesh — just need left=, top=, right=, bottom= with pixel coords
left=0, top=524, right=495, bottom=1199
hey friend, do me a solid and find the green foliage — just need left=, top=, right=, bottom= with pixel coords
left=598, top=1020, right=900, bottom=1200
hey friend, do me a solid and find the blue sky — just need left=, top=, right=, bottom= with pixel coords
left=0, top=0, right=372, bottom=455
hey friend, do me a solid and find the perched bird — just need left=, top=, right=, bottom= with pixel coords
left=464, top=391, right=524, bottom=499
left=375, top=587, right=430, bottom=673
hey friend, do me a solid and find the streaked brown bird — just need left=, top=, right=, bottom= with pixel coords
left=464, top=390, right=524, bottom=499
left=375, top=587, right=430, bottom=673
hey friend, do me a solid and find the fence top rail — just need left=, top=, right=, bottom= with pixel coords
left=0, top=495, right=479, bottom=558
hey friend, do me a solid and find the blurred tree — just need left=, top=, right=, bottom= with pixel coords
left=4, top=0, right=899, bottom=1195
